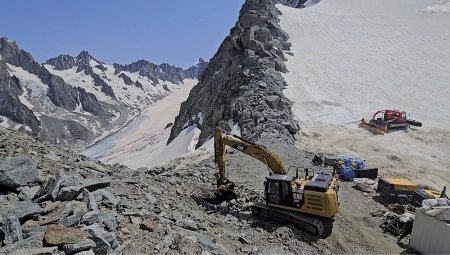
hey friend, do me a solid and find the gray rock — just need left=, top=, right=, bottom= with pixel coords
left=180, top=219, right=199, bottom=231
left=148, top=186, right=162, bottom=195
left=56, top=185, right=83, bottom=201
left=145, top=193, right=157, bottom=204
left=275, top=58, right=287, bottom=72
left=22, top=225, right=48, bottom=238
left=99, top=213, right=117, bottom=231
left=96, top=189, right=118, bottom=209
left=61, top=174, right=82, bottom=188
left=0, top=216, right=23, bottom=245
left=34, top=170, right=66, bottom=201
left=0, top=201, right=45, bottom=221
left=44, top=154, right=62, bottom=162
left=80, top=211, right=100, bottom=225
left=81, top=178, right=110, bottom=192
left=130, top=216, right=141, bottom=225
left=74, top=250, right=95, bottom=255
left=59, top=201, right=87, bottom=227
left=239, top=13, right=269, bottom=28
left=82, top=224, right=114, bottom=255
left=17, top=185, right=40, bottom=201
left=0, top=155, right=38, bottom=189
left=63, top=238, right=96, bottom=254
left=82, top=189, right=98, bottom=211
left=0, top=232, right=44, bottom=254
left=255, top=27, right=272, bottom=43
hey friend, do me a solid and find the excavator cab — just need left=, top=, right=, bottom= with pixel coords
left=265, top=175, right=296, bottom=207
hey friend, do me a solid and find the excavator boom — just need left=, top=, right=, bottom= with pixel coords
left=214, top=128, right=288, bottom=179
left=214, top=128, right=288, bottom=199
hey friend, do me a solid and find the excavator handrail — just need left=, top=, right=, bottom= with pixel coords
left=214, top=128, right=288, bottom=181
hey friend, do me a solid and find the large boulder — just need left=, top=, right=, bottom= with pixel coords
left=0, top=216, right=23, bottom=245
left=0, top=156, right=38, bottom=189
left=44, top=225, right=90, bottom=245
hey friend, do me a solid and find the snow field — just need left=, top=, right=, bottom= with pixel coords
left=278, top=0, right=450, bottom=188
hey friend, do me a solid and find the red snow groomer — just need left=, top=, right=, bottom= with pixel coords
left=359, top=109, right=422, bottom=135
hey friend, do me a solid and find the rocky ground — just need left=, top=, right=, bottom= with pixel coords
left=0, top=126, right=413, bottom=254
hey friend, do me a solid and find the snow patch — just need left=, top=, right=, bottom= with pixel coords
left=425, top=0, right=450, bottom=13
left=18, top=93, right=34, bottom=109
left=198, top=112, right=204, bottom=126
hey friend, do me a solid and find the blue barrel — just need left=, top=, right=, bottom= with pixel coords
left=341, top=166, right=356, bottom=181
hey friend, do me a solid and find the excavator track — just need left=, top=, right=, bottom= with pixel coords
left=251, top=202, right=333, bottom=238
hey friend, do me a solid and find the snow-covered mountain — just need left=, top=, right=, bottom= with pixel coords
left=0, top=37, right=206, bottom=148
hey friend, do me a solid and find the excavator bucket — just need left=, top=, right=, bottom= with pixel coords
left=215, top=188, right=237, bottom=201
left=215, top=179, right=237, bottom=201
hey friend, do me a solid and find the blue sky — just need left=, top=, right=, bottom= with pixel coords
left=2, top=0, right=243, bottom=68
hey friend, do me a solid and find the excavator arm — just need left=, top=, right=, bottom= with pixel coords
left=214, top=128, right=288, bottom=200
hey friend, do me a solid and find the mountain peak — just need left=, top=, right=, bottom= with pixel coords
left=0, top=37, right=19, bottom=49
left=193, top=58, right=207, bottom=66
left=76, top=50, right=95, bottom=63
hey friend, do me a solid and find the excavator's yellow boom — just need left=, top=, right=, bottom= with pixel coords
left=214, top=128, right=288, bottom=180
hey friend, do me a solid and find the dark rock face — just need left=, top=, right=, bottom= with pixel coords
left=43, top=74, right=79, bottom=111
left=168, top=0, right=298, bottom=147
left=45, top=55, right=77, bottom=70
left=118, top=73, right=134, bottom=85
left=0, top=62, right=40, bottom=133
left=0, top=38, right=102, bottom=115
left=184, top=58, right=209, bottom=79
left=76, top=87, right=103, bottom=115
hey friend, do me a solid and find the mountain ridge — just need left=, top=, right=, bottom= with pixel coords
left=0, top=37, right=207, bottom=148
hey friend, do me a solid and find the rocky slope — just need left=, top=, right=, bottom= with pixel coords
left=0, top=37, right=207, bottom=149
left=168, top=0, right=299, bottom=148
left=0, top=126, right=407, bottom=254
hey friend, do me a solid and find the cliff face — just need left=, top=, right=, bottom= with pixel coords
left=0, top=62, right=40, bottom=134
left=168, top=0, right=299, bottom=147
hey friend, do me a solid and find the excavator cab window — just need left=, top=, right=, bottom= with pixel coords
left=265, top=175, right=295, bottom=207
left=267, top=181, right=281, bottom=204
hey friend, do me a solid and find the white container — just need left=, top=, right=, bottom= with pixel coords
left=410, top=209, right=450, bottom=254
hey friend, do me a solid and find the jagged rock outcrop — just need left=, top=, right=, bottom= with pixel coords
left=45, top=54, right=77, bottom=70
left=118, top=73, right=133, bottom=85
left=76, top=87, right=103, bottom=115
left=184, top=58, right=209, bottom=79
left=168, top=0, right=299, bottom=147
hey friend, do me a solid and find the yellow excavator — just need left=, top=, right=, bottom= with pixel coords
left=214, top=128, right=340, bottom=237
